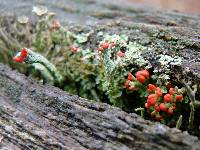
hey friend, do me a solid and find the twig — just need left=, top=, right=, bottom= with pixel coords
left=135, top=107, right=144, bottom=118
left=182, top=80, right=197, bottom=129
left=176, top=115, right=183, bottom=129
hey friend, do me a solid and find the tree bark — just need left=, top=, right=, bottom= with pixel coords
left=0, top=63, right=200, bottom=150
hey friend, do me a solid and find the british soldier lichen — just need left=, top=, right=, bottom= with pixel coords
left=13, top=48, right=63, bottom=85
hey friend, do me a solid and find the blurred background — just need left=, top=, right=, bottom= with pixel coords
left=128, top=0, right=200, bottom=14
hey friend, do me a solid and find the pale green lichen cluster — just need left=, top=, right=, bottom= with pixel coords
left=101, top=34, right=149, bottom=73
left=125, top=42, right=149, bottom=67
left=99, top=34, right=151, bottom=107
left=158, top=54, right=182, bottom=67
left=152, top=54, right=183, bottom=85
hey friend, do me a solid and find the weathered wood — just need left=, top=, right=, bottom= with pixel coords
left=0, top=63, right=200, bottom=149
left=0, top=0, right=200, bottom=77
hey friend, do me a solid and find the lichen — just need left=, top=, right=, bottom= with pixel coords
left=0, top=6, right=200, bottom=133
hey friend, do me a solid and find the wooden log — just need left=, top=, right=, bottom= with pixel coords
left=0, top=0, right=200, bottom=149
left=0, top=0, right=199, bottom=78
left=0, top=63, right=200, bottom=149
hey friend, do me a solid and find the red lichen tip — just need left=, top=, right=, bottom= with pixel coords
left=20, top=47, right=28, bottom=58
left=52, top=20, right=61, bottom=29
left=69, top=46, right=78, bottom=52
left=13, top=56, right=24, bottom=63
left=13, top=47, right=28, bottom=63
left=116, top=51, right=125, bottom=57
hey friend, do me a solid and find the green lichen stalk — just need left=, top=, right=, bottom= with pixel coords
left=12, top=47, right=63, bottom=85
left=25, top=49, right=63, bottom=85
left=182, top=80, right=197, bottom=129
left=176, top=115, right=183, bottom=129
